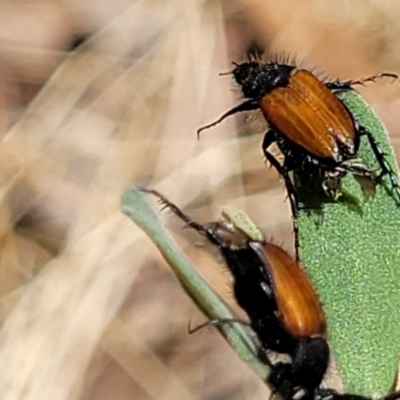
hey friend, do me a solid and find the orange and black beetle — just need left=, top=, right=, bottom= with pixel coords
left=197, top=61, right=399, bottom=259
left=141, top=187, right=400, bottom=400
left=141, top=187, right=329, bottom=400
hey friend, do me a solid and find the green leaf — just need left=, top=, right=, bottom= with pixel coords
left=121, top=187, right=269, bottom=379
left=298, top=90, right=400, bottom=396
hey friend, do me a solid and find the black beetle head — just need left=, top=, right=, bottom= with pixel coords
left=203, top=220, right=250, bottom=250
left=232, top=61, right=295, bottom=99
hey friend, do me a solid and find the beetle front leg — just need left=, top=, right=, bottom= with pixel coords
left=139, top=188, right=208, bottom=234
left=262, top=131, right=300, bottom=261
left=197, top=99, right=259, bottom=137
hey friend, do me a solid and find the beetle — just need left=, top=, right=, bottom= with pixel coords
left=140, top=187, right=329, bottom=399
left=197, top=61, right=400, bottom=260
left=140, top=187, right=400, bottom=400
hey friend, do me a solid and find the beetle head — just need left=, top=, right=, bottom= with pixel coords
left=232, top=61, right=295, bottom=99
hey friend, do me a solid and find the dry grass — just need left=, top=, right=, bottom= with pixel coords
left=0, top=1, right=399, bottom=399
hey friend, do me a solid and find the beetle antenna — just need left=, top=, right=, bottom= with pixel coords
left=219, top=70, right=234, bottom=76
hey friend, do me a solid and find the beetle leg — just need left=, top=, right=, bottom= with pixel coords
left=358, top=125, right=400, bottom=204
left=334, top=158, right=380, bottom=198
left=197, top=99, right=259, bottom=138
left=325, top=73, right=397, bottom=90
left=338, top=158, right=376, bottom=176
left=262, top=131, right=300, bottom=261
left=381, top=391, right=400, bottom=400
left=188, top=318, right=250, bottom=334
left=315, top=389, right=372, bottom=400
left=139, top=187, right=208, bottom=234
left=189, top=318, right=277, bottom=370
left=267, top=361, right=296, bottom=400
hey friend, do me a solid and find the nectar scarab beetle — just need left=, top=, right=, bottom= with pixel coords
left=140, top=187, right=329, bottom=399
left=141, top=187, right=400, bottom=400
left=197, top=60, right=400, bottom=260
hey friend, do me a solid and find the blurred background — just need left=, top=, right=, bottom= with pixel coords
left=0, top=0, right=399, bottom=399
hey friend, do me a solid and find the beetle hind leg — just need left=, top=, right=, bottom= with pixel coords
left=326, top=72, right=397, bottom=91
left=359, top=126, right=400, bottom=204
